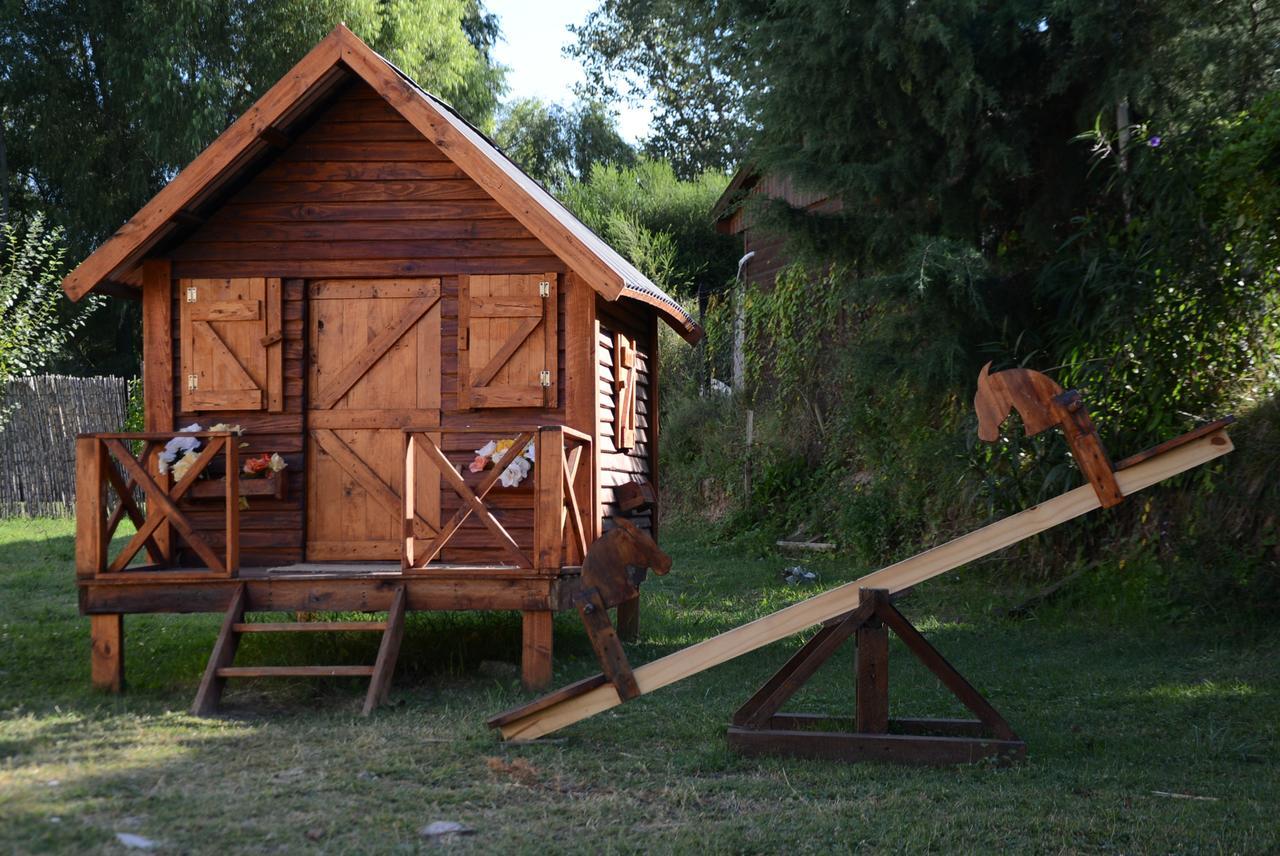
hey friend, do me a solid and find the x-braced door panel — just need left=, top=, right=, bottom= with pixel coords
left=306, top=279, right=443, bottom=562
left=458, top=273, right=558, bottom=409
left=179, top=277, right=283, bottom=411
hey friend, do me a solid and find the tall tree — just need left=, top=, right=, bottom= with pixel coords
left=568, top=0, right=750, bottom=177
left=0, top=0, right=506, bottom=373
left=494, top=97, right=636, bottom=190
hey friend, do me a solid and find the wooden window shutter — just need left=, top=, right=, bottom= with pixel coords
left=179, top=277, right=283, bottom=412
left=614, top=332, right=639, bottom=450
left=458, top=273, right=558, bottom=409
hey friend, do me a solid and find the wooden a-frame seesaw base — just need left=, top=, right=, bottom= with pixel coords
left=488, top=365, right=1236, bottom=764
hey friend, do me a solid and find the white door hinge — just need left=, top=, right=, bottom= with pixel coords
left=538, top=280, right=550, bottom=298
left=186, top=286, right=198, bottom=303
left=539, top=370, right=551, bottom=387
left=187, top=374, right=198, bottom=391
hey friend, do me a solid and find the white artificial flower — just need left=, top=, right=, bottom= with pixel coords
left=475, top=440, right=498, bottom=458
left=159, top=423, right=203, bottom=473
left=268, top=453, right=287, bottom=473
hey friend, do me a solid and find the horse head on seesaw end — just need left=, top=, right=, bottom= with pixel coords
left=974, top=361, right=1067, bottom=443
left=580, top=515, right=672, bottom=607
left=974, top=361, right=1125, bottom=508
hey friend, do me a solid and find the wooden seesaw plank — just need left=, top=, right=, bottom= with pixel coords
left=495, top=429, right=1233, bottom=740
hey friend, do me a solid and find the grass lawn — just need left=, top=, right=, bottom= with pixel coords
left=1, top=516, right=1277, bottom=854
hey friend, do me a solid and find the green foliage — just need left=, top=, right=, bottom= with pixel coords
left=0, top=0, right=506, bottom=374
left=0, top=214, right=95, bottom=391
left=568, top=0, right=751, bottom=176
left=560, top=158, right=738, bottom=301
left=494, top=98, right=635, bottom=191
left=642, top=0, right=1280, bottom=617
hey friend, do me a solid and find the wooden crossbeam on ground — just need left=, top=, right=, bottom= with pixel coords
left=492, top=427, right=1234, bottom=741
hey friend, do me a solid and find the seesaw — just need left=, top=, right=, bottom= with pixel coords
left=489, top=365, right=1234, bottom=764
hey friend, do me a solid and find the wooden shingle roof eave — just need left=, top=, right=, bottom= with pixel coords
left=60, top=24, right=703, bottom=345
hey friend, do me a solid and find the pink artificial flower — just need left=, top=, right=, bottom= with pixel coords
left=468, top=455, right=489, bottom=473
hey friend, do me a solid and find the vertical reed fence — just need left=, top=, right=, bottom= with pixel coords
left=0, top=375, right=131, bottom=517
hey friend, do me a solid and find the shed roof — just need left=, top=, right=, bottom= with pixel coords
left=60, top=25, right=702, bottom=343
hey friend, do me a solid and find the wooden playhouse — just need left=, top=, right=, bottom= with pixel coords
left=61, top=25, right=700, bottom=710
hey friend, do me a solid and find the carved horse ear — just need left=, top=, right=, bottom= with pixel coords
left=610, top=515, right=672, bottom=575
left=974, top=361, right=1009, bottom=443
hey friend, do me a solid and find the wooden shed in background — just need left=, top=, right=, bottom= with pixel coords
left=710, top=165, right=842, bottom=288
left=62, top=25, right=699, bottom=706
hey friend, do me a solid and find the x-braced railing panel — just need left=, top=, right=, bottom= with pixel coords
left=75, top=432, right=240, bottom=578
left=400, top=426, right=593, bottom=572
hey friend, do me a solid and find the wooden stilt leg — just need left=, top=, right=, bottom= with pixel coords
left=615, top=594, right=640, bottom=642
left=855, top=615, right=889, bottom=733
left=90, top=614, right=124, bottom=693
left=521, top=610, right=553, bottom=691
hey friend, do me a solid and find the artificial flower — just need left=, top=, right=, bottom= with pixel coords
left=243, top=454, right=272, bottom=476
left=473, top=437, right=536, bottom=487
left=158, top=423, right=203, bottom=473
left=170, top=449, right=200, bottom=482
left=268, top=453, right=287, bottom=473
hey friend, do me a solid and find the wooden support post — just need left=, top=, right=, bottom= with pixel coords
left=75, top=437, right=106, bottom=579
left=534, top=426, right=565, bottom=571
left=90, top=614, right=124, bottom=692
left=855, top=608, right=889, bottom=733
left=223, top=435, right=239, bottom=576
left=616, top=595, right=640, bottom=642
left=521, top=610, right=554, bottom=691
left=141, top=260, right=173, bottom=562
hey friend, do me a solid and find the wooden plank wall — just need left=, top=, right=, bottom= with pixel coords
left=162, top=78, right=610, bottom=567
left=597, top=299, right=657, bottom=536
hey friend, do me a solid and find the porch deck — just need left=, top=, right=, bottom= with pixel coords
left=75, top=425, right=600, bottom=694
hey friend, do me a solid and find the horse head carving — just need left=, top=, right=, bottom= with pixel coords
left=974, top=361, right=1067, bottom=442
left=580, top=515, right=671, bottom=608
left=973, top=362, right=1124, bottom=508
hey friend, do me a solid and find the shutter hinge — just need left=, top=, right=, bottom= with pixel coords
left=187, top=374, right=198, bottom=391
left=539, top=370, right=551, bottom=387
left=538, top=280, right=550, bottom=298
left=186, top=285, right=198, bottom=303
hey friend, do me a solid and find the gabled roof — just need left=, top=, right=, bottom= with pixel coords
left=61, top=24, right=702, bottom=343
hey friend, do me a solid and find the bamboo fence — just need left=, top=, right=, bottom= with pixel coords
left=0, top=374, right=131, bottom=517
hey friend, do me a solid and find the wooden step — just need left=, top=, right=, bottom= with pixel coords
left=215, top=665, right=376, bottom=678
left=231, top=621, right=387, bottom=633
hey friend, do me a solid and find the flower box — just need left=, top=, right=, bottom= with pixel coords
left=188, top=473, right=287, bottom=501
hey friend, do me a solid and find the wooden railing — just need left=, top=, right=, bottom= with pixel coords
left=75, top=432, right=241, bottom=578
left=401, top=425, right=592, bottom=572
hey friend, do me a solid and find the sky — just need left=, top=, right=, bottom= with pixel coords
left=485, top=0, right=653, bottom=143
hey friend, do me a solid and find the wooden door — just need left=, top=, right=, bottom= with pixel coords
left=179, top=277, right=283, bottom=411
left=458, top=273, right=558, bottom=409
left=306, top=279, right=443, bottom=561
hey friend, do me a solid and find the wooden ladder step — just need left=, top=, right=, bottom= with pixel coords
left=192, top=584, right=408, bottom=717
left=231, top=621, right=388, bottom=633
left=216, top=665, right=376, bottom=678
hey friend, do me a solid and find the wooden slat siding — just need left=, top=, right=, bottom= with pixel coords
left=173, top=81, right=561, bottom=280
left=596, top=298, right=657, bottom=535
